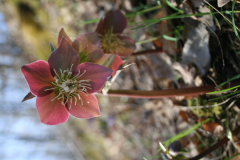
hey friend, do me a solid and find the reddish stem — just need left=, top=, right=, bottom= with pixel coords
left=105, top=85, right=215, bottom=98
left=102, top=81, right=240, bottom=99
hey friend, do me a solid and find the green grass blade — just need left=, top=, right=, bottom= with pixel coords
left=207, top=85, right=240, bottom=94
left=224, top=153, right=240, bottom=160
left=156, top=118, right=212, bottom=153
left=135, top=37, right=158, bottom=44
left=210, top=6, right=221, bottom=30
left=131, top=12, right=216, bottom=29
left=216, top=74, right=240, bottom=88
left=231, top=0, right=240, bottom=41
left=126, top=5, right=163, bottom=18
left=209, top=90, right=240, bottom=101
left=131, top=11, right=240, bottom=29
left=132, top=0, right=161, bottom=13
left=162, top=0, right=183, bottom=13
left=136, top=26, right=184, bottom=44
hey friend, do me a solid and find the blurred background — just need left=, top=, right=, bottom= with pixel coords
left=0, top=0, right=240, bottom=160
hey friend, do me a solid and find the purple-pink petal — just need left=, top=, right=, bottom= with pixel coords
left=101, top=10, right=127, bottom=34
left=95, top=17, right=104, bottom=35
left=22, top=92, right=35, bottom=103
left=36, top=92, right=69, bottom=125
left=87, top=49, right=104, bottom=62
left=67, top=93, right=100, bottom=119
left=72, top=32, right=101, bottom=53
left=48, top=38, right=79, bottom=75
left=57, top=28, right=73, bottom=48
left=21, top=60, right=54, bottom=96
left=117, top=35, right=136, bottom=57
left=111, top=55, right=123, bottom=76
left=94, top=54, right=115, bottom=66
left=73, top=62, right=112, bottom=93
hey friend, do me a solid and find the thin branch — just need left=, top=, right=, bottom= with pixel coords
left=189, top=126, right=240, bottom=160
left=189, top=137, right=230, bottom=160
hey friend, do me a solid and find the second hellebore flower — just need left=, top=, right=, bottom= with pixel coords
left=21, top=38, right=112, bottom=125
left=95, top=10, right=136, bottom=75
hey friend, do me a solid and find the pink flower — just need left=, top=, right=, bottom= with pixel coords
left=95, top=10, right=136, bottom=75
left=21, top=38, right=112, bottom=125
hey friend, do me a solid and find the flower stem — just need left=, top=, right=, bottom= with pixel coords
left=102, top=81, right=240, bottom=99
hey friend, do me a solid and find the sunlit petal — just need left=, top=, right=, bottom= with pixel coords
left=36, top=92, right=69, bottom=125
left=67, top=93, right=100, bottom=119
left=21, top=60, right=54, bottom=96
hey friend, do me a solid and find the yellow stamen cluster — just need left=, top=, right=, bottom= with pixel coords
left=99, top=28, right=124, bottom=53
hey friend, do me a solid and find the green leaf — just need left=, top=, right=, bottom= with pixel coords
left=49, top=41, right=55, bottom=52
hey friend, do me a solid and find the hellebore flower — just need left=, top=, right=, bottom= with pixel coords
left=95, top=10, right=136, bottom=75
left=21, top=38, right=112, bottom=125
left=57, top=28, right=117, bottom=75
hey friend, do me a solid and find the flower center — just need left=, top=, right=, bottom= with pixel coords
left=45, top=65, right=91, bottom=109
left=99, top=28, right=124, bottom=53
